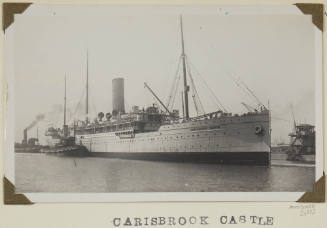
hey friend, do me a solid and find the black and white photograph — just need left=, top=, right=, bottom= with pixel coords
left=4, top=4, right=324, bottom=201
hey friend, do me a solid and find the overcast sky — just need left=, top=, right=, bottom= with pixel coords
left=11, top=5, right=316, bottom=144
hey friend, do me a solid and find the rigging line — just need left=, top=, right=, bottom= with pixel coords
left=171, top=71, right=182, bottom=110
left=223, top=69, right=263, bottom=108
left=68, top=88, right=86, bottom=123
left=89, top=91, right=97, bottom=116
left=166, top=56, right=182, bottom=107
left=195, top=91, right=205, bottom=115
left=188, top=66, right=205, bottom=115
left=199, top=44, right=260, bottom=108
left=166, top=56, right=182, bottom=109
left=185, top=56, right=205, bottom=115
left=186, top=62, right=200, bottom=115
left=188, top=58, right=226, bottom=112
left=192, top=95, right=199, bottom=115
left=185, top=56, right=213, bottom=111
left=170, top=65, right=182, bottom=111
left=203, top=42, right=268, bottom=110
left=68, top=99, right=83, bottom=124
left=202, top=42, right=258, bottom=103
left=230, top=75, right=253, bottom=100
left=187, top=55, right=227, bottom=112
left=238, top=79, right=265, bottom=107
left=226, top=73, right=259, bottom=108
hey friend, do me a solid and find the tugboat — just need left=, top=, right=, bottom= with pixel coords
left=42, top=76, right=88, bottom=156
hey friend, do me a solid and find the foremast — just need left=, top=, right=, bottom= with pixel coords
left=180, top=16, right=189, bottom=120
left=86, top=49, right=89, bottom=124
left=64, top=74, right=67, bottom=126
left=63, top=74, right=68, bottom=137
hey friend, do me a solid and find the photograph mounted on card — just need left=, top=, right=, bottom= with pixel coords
left=2, top=3, right=324, bottom=203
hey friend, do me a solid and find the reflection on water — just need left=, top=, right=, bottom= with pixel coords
left=15, top=153, right=314, bottom=193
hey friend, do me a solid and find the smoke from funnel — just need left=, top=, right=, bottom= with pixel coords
left=26, top=114, right=45, bottom=130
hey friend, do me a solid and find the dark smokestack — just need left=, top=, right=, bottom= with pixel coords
left=112, top=78, right=125, bottom=114
left=63, top=125, right=68, bottom=138
left=23, top=128, right=27, bottom=144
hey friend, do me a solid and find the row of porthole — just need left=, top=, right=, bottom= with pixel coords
left=87, top=140, right=222, bottom=149
left=83, top=129, right=247, bottom=142
left=82, top=132, right=236, bottom=144
left=84, top=137, right=239, bottom=149
left=166, top=116, right=263, bottom=129
left=82, top=130, right=240, bottom=142
left=83, top=138, right=224, bottom=148
left=82, top=130, right=246, bottom=143
left=91, top=143, right=223, bottom=150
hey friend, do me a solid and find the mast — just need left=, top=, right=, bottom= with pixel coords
left=86, top=49, right=89, bottom=123
left=63, top=74, right=69, bottom=138
left=180, top=15, right=189, bottom=120
left=73, top=119, right=76, bottom=137
left=64, top=74, right=67, bottom=125
left=181, top=91, right=185, bottom=118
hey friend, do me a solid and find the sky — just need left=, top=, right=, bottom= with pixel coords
left=11, top=5, right=316, bottom=145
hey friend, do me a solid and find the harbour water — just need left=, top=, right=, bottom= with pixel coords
left=15, top=153, right=315, bottom=193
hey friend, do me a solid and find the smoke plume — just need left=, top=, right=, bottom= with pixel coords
left=26, top=114, right=45, bottom=130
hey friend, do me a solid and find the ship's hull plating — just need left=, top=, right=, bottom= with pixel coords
left=75, top=111, right=271, bottom=165
left=90, top=152, right=270, bottom=165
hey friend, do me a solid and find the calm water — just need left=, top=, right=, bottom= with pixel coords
left=15, top=153, right=315, bottom=193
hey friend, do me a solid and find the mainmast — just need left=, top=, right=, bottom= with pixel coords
left=64, top=74, right=67, bottom=125
left=181, top=91, right=185, bottom=118
left=180, top=16, right=189, bottom=120
left=86, top=49, right=89, bottom=123
left=63, top=74, right=68, bottom=138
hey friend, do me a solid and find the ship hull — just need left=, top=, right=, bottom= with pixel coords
left=75, top=111, right=271, bottom=165
left=90, top=151, right=270, bottom=165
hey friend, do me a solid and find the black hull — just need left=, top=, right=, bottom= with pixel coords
left=43, top=145, right=89, bottom=157
left=46, top=150, right=90, bottom=157
left=89, top=152, right=271, bottom=166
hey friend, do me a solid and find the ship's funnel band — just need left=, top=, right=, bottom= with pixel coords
left=112, top=78, right=125, bottom=114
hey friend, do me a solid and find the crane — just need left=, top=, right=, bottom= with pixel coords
left=290, top=104, right=297, bottom=133
left=144, top=82, right=172, bottom=116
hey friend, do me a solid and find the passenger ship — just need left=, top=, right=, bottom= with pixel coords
left=71, top=16, right=271, bottom=165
